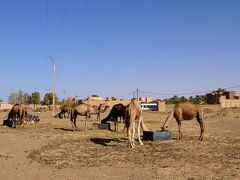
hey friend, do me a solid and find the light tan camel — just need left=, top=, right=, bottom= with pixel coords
left=70, top=103, right=106, bottom=131
left=161, top=102, right=205, bottom=140
left=124, top=98, right=148, bottom=148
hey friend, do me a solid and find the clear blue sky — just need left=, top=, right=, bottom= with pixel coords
left=1, top=0, right=240, bottom=101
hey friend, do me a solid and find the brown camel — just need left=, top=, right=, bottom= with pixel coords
left=70, top=103, right=107, bottom=131
left=7, top=104, right=28, bottom=128
left=161, top=102, right=205, bottom=141
left=124, top=98, right=148, bottom=148
left=58, top=105, right=71, bottom=119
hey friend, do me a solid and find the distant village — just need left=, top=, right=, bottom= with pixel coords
left=1, top=89, right=240, bottom=112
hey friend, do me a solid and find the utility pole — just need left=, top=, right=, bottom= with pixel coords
left=50, top=56, right=56, bottom=116
left=63, top=89, right=66, bottom=104
left=137, top=88, right=139, bottom=100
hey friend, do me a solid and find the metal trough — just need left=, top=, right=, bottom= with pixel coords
left=92, top=123, right=111, bottom=130
left=143, top=130, right=172, bottom=141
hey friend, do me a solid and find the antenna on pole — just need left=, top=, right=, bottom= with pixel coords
left=50, top=56, right=56, bottom=116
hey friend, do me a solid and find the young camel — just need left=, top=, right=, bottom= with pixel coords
left=124, top=98, right=148, bottom=148
left=58, top=105, right=71, bottom=119
left=161, top=102, right=205, bottom=141
left=94, top=105, right=110, bottom=121
left=70, top=103, right=106, bottom=131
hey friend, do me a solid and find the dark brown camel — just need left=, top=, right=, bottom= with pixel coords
left=161, top=102, right=205, bottom=141
left=70, top=103, right=107, bottom=131
left=7, top=104, right=28, bottom=128
left=101, top=103, right=125, bottom=132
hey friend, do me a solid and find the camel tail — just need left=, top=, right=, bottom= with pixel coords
left=161, top=109, right=174, bottom=131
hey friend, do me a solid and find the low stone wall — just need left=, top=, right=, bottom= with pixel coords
left=83, top=100, right=130, bottom=107
left=0, top=104, right=13, bottom=110
left=220, top=99, right=240, bottom=108
left=157, top=101, right=166, bottom=112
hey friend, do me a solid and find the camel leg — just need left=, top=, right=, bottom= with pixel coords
left=127, top=122, right=134, bottom=148
left=70, top=118, right=74, bottom=131
left=176, top=118, right=182, bottom=140
left=70, top=110, right=75, bottom=131
left=12, top=116, right=17, bottom=128
left=73, top=116, right=78, bottom=131
left=71, top=111, right=78, bottom=131
left=197, top=114, right=205, bottom=141
left=98, top=113, right=100, bottom=121
left=132, top=121, right=136, bottom=147
left=138, top=117, right=144, bottom=145
left=116, top=120, right=119, bottom=132
left=115, top=117, right=118, bottom=132
left=85, top=115, right=88, bottom=131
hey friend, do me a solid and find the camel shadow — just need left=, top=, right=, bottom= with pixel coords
left=90, top=138, right=126, bottom=146
left=53, top=127, right=74, bottom=132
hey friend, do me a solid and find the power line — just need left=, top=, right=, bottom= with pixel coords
left=139, top=90, right=211, bottom=96
left=139, top=84, right=240, bottom=97
left=119, top=91, right=135, bottom=99
left=46, top=0, right=49, bottom=57
left=56, top=0, right=69, bottom=55
left=62, top=0, right=89, bottom=59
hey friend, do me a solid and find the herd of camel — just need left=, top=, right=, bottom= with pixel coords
left=5, top=98, right=205, bottom=148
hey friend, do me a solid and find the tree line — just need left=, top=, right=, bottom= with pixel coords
left=8, top=90, right=59, bottom=105
left=6, top=88, right=227, bottom=105
left=161, top=95, right=207, bottom=104
left=158, top=88, right=227, bottom=104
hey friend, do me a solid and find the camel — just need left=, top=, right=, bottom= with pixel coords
left=161, top=102, right=205, bottom=141
left=92, top=105, right=110, bottom=121
left=124, top=98, right=148, bottom=148
left=70, top=103, right=107, bottom=131
left=101, top=103, right=125, bottom=132
left=7, top=104, right=28, bottom=128
left=66, top=97, right=76, bottom=106
left=58, top=105, right=71, bottom=119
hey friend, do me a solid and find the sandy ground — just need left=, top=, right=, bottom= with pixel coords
left=0, top=106, right=240, bottom=180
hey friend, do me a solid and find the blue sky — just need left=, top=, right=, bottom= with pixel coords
left=1, top=0, right=240, bottom=101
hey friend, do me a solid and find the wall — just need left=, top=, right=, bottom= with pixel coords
left=0, top=104, right=13, bottom=110
left=83, top=100, right=130, bottom=107
left=157, top=101, right=166, bottom=112
left=220, top=99, right=240, bottom=108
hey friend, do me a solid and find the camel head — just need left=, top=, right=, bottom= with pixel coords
left=98, top=103, right=107, bottom=112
